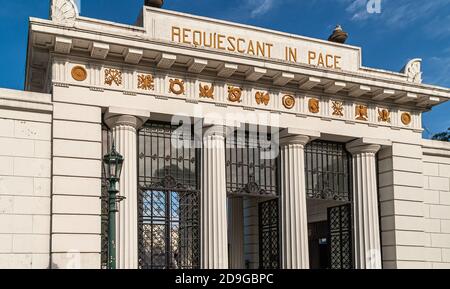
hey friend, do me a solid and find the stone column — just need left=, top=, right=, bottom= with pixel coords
left=346, top=141, right=382, bottom=269
left=229, top=197, right=244, bottom=269
left=105, top=114, right=144, bottom=269
left=201, top=125, right=228, bottom=269
left=280, top=135, right=310, bottom=269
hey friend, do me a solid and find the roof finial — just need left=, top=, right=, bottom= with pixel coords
left=145, top=0, right=164, bottom=8
left=328, top=24, right=348, bottom=44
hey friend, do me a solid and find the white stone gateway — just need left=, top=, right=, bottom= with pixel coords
left=0, top=0, right=449, bottom=269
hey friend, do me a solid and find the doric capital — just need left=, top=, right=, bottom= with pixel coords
left=203, top=125, right=229, bottom=139
left=280, top=135, right=310, bottom=147
left=104, top=107, right=150, bottom=130
left=279, top=128, right=319, bottom=147
left=346, top=138, right=390, bottom=155
left=346, top=143, right=381, bottom=155
left=104, top=115, right=144, bottom=130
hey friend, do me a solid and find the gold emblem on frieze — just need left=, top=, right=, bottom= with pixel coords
left=104, top=68, right=122, bottom=86
left=137, top=74, right=154, bottom=90
left=282, top=95, right=295, bottom=109
left=308, top=98, right=320, bottom=114
left=169, top=79, right=185, bottom=95
left=378, top=108, right=391, bottom=123
left=228, top=86, right=242, bottom=102
left=255, top=91, right=270, bottom=105
left=71, top=66, right=87, bottom=82
left=401, top=112, right=412, bottom=125
left=199, top=83, right=214, bottom=99
left=355, top=104, right=368, bottom=121
left=332, top=101, right=344, bottom=117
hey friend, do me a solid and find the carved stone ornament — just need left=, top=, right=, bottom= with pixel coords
left=282, top=95, right=295, bottom=109
left=308, top=98, right=320, bottom=114
left=169, top=79, right=185, bottom=95
left=138, top=74, right=154, bottom=90
left=332, top=100, right=344, bottom=117
left=255, top=91, right=270, bottom=105
left=199, top=83, right=214, bottom=98
left=228, top=86, right=242, bottom=102
left=378, top=108, right=391, bottom=123
left=51, top=0, right=79, bottom=25
left=401, top=112, right=412, bottom=126
left=355, top=104, right=368, bottom=121
left=104, top=69, right=122, bottom=86
left=401, top=58, right=422, bottom=84
left=71, top=66, right=87, bottom=82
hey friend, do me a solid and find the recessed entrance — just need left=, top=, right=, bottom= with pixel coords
left=305, top=141, right=354, bottom=269
left=226, top=130, right=280, bottom=269
left=137, top=122, right=201, bottom=269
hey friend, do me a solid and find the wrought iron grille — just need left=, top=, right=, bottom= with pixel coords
left=328, top=204, right=353, bottom=269
left=100, top=125, right=112, bottom=269
left=225, top=131, right=278, bottom=198
left=305, top=141, right=351, bottom=202
left=259, top=199, right=280, bottom=269
left=138, top=122, right=200, bottom=269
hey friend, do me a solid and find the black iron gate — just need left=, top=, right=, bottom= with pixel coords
left=138, top=122, right=200, bottom=269
left=225, top=130, right=280, bottom=269
left=259, top=199, right=280, bottom=269
left=327, top=204, right=353, bottom=269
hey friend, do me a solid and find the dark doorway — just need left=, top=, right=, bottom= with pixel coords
left=308, top=221, right=330, bottom=269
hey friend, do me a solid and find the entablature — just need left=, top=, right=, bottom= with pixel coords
left=27, top=16, right=449, bottom=111
left=50, top=54, right=424, bottom=134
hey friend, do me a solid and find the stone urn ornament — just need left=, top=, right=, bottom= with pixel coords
left=145, top=0, right=164, bottom=8
left=328, top=25, right=348, bottom=44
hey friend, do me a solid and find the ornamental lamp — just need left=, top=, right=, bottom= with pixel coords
left=103, top=144, right=124, bottom=182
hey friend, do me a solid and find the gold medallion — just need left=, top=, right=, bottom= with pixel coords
left=199, top=83, right=214, bottom=98
left=401, top=112, right=412, bottom=125
left=308, top=98, right=320, bottom=114
left=228, top=86, right=242, bottom=102
left=104, top=68, right=122, bottom=86
left=169, top=79, right=185, bottom=95
left=71, top=66, right=87, bottom=82
left=282, top=95, right=295, bottom=109
left=355, top=104, right=368, bottom=121
left=378, top=108, right=391, bottom=123
left=138, top=74, right=154, bottom=90
left=255, top=91, right=270, bottom=105
left=332, top=101, right=344, bottom=117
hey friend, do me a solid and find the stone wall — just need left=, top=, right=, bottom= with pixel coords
left=50, top=100, right=103, bottom=269
left=422, top=139, right=450, bottom=269
left=378, top=142, right=427, bottom=268
left=0, top=89, right=52, bottom=268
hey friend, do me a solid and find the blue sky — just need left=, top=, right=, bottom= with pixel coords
left=0, top=0, right=448, bottom=137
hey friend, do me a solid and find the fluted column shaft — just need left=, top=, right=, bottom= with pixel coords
left=280, top=135, right=310, bottom=269
left=229, top=197, right=244, bottom=269
left=201, top=125, right=228, bottom=269
left=347, top=143, right=382, bottom=269
left=105, top=115, right=143, bottom=269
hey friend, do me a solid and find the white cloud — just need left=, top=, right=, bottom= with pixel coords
left=244, top=0, right=276, bottom=18
left=424, top=56, right=450, bottom=87
left=342, top=0, right=449, bottom=28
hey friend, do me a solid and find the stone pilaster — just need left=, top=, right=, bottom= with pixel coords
left=105, top=114, right=144, bottom=269
left=346, top=141, right=382, bottom=269
left=201, top=125, right=228, bottom=269
left=280, top=135, right=310, bottom=269
left=229, top=197, right=244, bottom=269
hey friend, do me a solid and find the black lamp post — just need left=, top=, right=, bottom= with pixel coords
left=103, top=143, right=124, bottom=269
